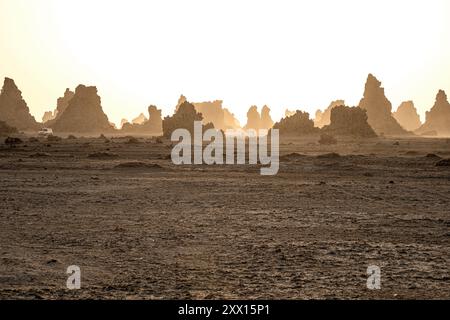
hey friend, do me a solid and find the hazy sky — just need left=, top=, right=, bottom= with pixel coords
left=1, top=0, right=449, bottom=125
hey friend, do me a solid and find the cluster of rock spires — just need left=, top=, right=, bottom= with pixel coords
left=121, top=106, right=163, bottom=135
left=314, top=100, right=346, bottom=128
left=359, top=74, right=409, bottom=136
left=416, top=90, right=450, bottom=136
left=49, top=85, right=114, bottom=134
left=1, top=74, right=449, bottom=137
left=175, top=95, right=241, bottom=131
left=244, top=106, right=274, bottom=131
left=273, top=111, right=319, bottom=136
left=0, top=78, right=40, bottom=131
left=163, top=101, right=214, bottom=138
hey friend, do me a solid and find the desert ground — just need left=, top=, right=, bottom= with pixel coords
left=0, top=134, right=449, bottom=300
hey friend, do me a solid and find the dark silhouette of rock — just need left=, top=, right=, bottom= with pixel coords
left=0, top=121, right=18, bottom=135
left=0, top=78, right=40, bottom=131
left=132, top=113, right=148, bottom=125
left=51, top=85, right=114, bottom=133
left=273, top=111, right=319, bottom=136
left=359, top=74, right=409, bottom=136
left=314, top=100, right=345, bottom=128
left=416, top=90, right=450, bottom=136
left=322, top=105, right=377, bottom=138
left=244, top=106, right=262, bottom=130
left=260, top=105, right=274, bottom=130
left=393, top=101, right=422, bottom=131
left=163, top=101, right=213, bottom=138
left=121, top=105, right=163, bottom=135
left=45, top=88, right=75, bottom=127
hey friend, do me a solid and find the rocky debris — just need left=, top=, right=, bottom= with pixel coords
left=51, top=85, right=115, bottom=134
left=29, top=152, right=52, bottom=158
left=121, top=105, right=163, bottom=135
left=260, top=105, right=274, bottom=130
left=273, top=111, right=320, bottom=136
left=322, top=105, right=377, bottom=138
left=319, top=133, right=338, bottom=145
left=47, top=135, right=62, bottom=142
left=0, top=121, right=18, bottom=135
left=279, top=153, right=308, bottom=162
left=132, top=113, right=148, bottom=125
left=4, top=137, right=23, bottom=148
left=42, top=111, right=56, bottom=123
left=436, top=159, right=450, bottom=167
left=114, top=161, right=164, bottom=170
left=393, top=101, right=422, bottom=131
left=359, top=74, right=409, bottom=136
left=0, top=78, right=40, bottom=131
left=88, top=152, right=119, bottom=159
left=163, top=101, right=213, bottom=138
left=317, top=152, right=341, bottom=159
left=416, top=90, right=450, bottom=136
left=314, top=100, right=345, bottom=128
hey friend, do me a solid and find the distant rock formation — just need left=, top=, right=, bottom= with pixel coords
left=44, top=88, right=75, bottom=127
left=393, top=101, right=422, bottom=131
left=121, top=105, right=163, bottom=135
left=0, top=120, right=18, bottom=135
left=42, top=111, right=56, bottom=123
left=244, top=106, right=262, bottom=131
left=314, top=100, right=345, bottom=128
left=223, top=108, right=241, bottom=129
left=163, top=101, right=213, bottom=138
left=359, top=74, right=409, bottom=136
left=322, top=106, right=377, bottom=138
left=0, top=78, right=40, bottom=131
left=132, top=113, right=148, bottom=125
left=416, top=90, right=450, bottom=136
left=260, top=105, right=274, bottom=130
left=175, top=95, right=240, bottom=130
left=120, top=119, right=129, bottom=129
left=273, top=111, right=319, bottom=136
left=51, top=85, right=114, bottom=133
left=285, top=110, right=296, bottom=118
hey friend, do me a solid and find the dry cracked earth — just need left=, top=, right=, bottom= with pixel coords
left=0, top=135, right=449, bottom=299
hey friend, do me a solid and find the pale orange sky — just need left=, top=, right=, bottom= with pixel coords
left=1, top=0, right=449, bottom=125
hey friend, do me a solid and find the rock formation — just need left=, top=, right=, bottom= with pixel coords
left=44, top=88, right=75, bottom=126
left=314, top=100, right=345, bottom=128
left=120, top=119, right=129, bottom=128
left=322, top=105, right=377, bottom=138
left=42, top=111, right=56, bottom=123
left=260, top=105, right=274, bottom=130
left=223, top=108, right=241, bottom=129
left=51, top=85, right=114, bottom=133
left=132, top=113, right=148, bottom=125
left=416, top=90, right=450, bottom=136
left=0, top=78, right=40, bottom=131
left=285, top=110, right=296, bottom=118
left=175, top=95, right=240, bottom=130
left=273, top=111, right=319, bottom=136
left=244, top=106, right=262, bottom=131
left=122, top=105, right=163, bottom=135
left=163, top=101, right=213, bottom=138
left=359, top=74, right=409, bottom=136
left=393, top=101, right=422, bottom=131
